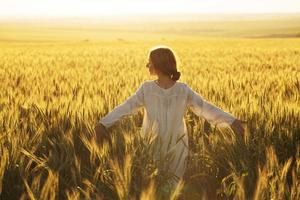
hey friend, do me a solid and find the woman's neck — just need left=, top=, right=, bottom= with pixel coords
left=156, top=75, right=175, bottom=89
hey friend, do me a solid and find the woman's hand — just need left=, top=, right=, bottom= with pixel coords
left=230, top=119, right=247, bottom=136
left=94, top=123, right=111, bottom=146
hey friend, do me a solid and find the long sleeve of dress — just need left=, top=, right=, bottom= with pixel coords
left=186, top=85, right=236, bottom=126
left=99, top=83, right=145, bottom=128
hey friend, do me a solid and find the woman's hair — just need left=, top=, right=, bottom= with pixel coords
left=148, top=45, right=181, bottom=81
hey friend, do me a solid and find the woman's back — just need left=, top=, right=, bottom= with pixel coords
left=142, top=80, right=189, bottom=141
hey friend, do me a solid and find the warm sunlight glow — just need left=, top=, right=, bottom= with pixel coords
left=1, top=0, right=300, bottom=17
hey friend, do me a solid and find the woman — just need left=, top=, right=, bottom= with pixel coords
left=95, top=45, right=246, bottom=191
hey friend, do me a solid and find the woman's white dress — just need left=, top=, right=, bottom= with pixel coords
left=99, top=80, right=236, bottom=186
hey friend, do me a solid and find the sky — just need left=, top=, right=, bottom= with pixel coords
left=1, top=0, right=300, bottom=17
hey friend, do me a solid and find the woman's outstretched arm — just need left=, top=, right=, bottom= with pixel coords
left=186, top=85, right=246, bottom=135
left=95, top=83, right=145, bottom=145
left=95, top=82, right=145, bottom=137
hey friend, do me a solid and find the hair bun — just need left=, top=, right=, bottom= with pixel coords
left=171, top=71, right=181, bottom=81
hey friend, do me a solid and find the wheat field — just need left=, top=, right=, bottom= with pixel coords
left=0, top=16, right=300, bottom=200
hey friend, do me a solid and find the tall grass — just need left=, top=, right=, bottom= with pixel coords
left=0, top=38, right=299, bottom=199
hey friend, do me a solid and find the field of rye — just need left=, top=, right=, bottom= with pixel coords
left=0, top=38, right=300, bottom=200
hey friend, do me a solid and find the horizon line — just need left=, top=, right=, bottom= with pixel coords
left=1, top=11, right=300, bottom=18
